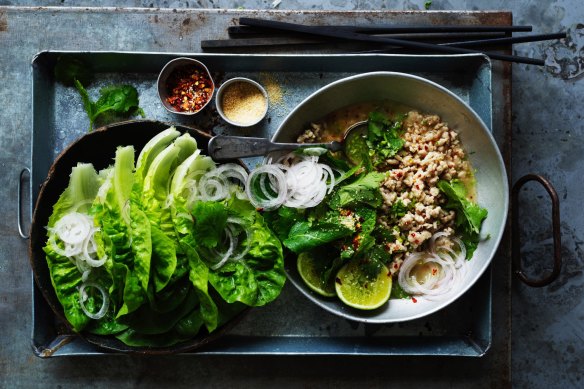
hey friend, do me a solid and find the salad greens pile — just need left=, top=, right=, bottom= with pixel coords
left=43, top=128, right=285, bottom=347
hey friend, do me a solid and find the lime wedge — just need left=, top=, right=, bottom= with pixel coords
left=297, top=252, right=336, bottom=297
left=335, top=260, right=392, bottom=310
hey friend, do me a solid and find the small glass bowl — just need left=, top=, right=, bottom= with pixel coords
left=157, top=57, right=215, bottom=116
left=215, top=77, right=269, bottom=127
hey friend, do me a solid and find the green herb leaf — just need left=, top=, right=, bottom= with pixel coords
left=365, top=111, right=405, bottom=166
left=329, top=171, right=386, bottom=209
left=437, top=179, right=488, bottom=258
left=73, top=81, right=144, bottom=132
left=390, top=199, right=408, bottom=218
left=283, top=211, right=356, bottom=253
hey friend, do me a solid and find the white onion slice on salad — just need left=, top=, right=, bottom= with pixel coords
left=49, top=212, right=108, bottom=278
left=198, top=163, right=249, bottom=202
left=245, top=164, right=288, bottom=211
left=51, top=212, right=93, bottom=245
left=246, top=153, right=341, bottom=210
left=207, top=217, right=252, bottom=270
left=209, top=227, right=238, bottom=270
left=398, top=233, right=468, bottom=300
left=79, top=282, right=109, bottom=320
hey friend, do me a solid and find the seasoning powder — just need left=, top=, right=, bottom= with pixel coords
left=220, top=81, right=267, bottom=125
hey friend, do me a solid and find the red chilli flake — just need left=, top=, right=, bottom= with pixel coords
left=352, top=235, right=361, bottom=250
left=412, top=297, right=418, bottom=303
left=165, top=65, right=213, bottom=113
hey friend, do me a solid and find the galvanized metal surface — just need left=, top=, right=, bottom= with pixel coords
left=0, top=2, right=580, bottom=388
left=30, top=51, right=494, bottom=357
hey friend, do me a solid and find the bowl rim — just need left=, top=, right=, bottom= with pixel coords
left=156, top=57, right=215, bottom=116
left=271, top=71, right=509, bottom=323
left=215, top=77, right=269, bottom=127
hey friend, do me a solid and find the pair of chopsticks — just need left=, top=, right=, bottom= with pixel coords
left=201, top=18, right=566, bottom=66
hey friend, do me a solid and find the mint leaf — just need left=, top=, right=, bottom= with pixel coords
left=438, top=179, right=488, bottom=258
left=283, top=211, right=355, bottom=253
left=73, top=81, right=144, bottom=132
left=329, top=171, right=386, bottom=209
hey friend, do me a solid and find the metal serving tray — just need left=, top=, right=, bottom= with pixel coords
left=30, top=51, right=493, bottom=357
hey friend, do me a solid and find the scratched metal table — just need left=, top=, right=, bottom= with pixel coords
left=0, top=5, right=570, bottom=388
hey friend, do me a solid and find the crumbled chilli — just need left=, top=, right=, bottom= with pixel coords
left=166, top=65, right=213, bottom=112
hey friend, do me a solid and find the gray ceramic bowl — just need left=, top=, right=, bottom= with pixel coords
left=157, top=57, right=215, bottom=116
left=272, top=71, right=508, bottom=323
left=215, top=77, right=269, bottom=127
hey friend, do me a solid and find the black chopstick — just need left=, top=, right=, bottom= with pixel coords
left=443, top=32, right=566, bottom=47
left=239, top=18, right=545, bottom=65
left=228, top=24, right=533, bottom=36
left=202, top=36, right=332, bottom=49
left=359, top=32, right=568, bottom=54
left=202, top=32, right=510, bottom=50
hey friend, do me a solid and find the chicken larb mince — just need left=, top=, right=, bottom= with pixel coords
left=378, top=111, right=471, bottom=273
left=298, top=110, right=473, bottom=275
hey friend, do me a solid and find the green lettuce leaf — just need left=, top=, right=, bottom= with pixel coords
left=43, top=163, right=102, bottom=332
left=208, top=197, right=286, bottom=306
left=190, top=201, right=228, bottom=249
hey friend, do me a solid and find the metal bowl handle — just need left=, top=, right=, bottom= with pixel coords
left=511, top=174, right=561, bottom=287
left=18, top=167, right=31, bottom=240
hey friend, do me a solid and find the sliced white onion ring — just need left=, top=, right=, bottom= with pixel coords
left=79, top=282, right=109, bottom=320
left=226, top=217, right=252, bottom=261
left=245, top=164, right=288, bottom=211
left=52, top=212, right=92, bottom=245
left=398, top=234, right=468, bottom=300
left=209, top=227, right=237, bottom=270
left=81, top=228, right=107, bottom=268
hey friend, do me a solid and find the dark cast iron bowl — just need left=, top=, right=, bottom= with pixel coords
left=28, top=120, right=248, bottom=354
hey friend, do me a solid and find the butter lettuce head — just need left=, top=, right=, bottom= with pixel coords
left=43, top=129, right=286, bottom=347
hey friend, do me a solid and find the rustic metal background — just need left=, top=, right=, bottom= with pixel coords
left=1, top=1, right=582, bottom=388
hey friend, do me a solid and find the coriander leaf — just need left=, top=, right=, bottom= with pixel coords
left=344, top=130, right=372, bottom=169
left=329, top=171, right=386, bottom=209
left=390, top=199, right=408, bottom=218
left=365, top=111, right=405, bottom=166
left=352, top=206, right=377, bottom=256
left=438, top=180, right=487, bottom=234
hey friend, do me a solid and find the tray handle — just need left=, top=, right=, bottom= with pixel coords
left=18, top=167, right=31, bottom=240
left=511, top=174, right=562, bottom=287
